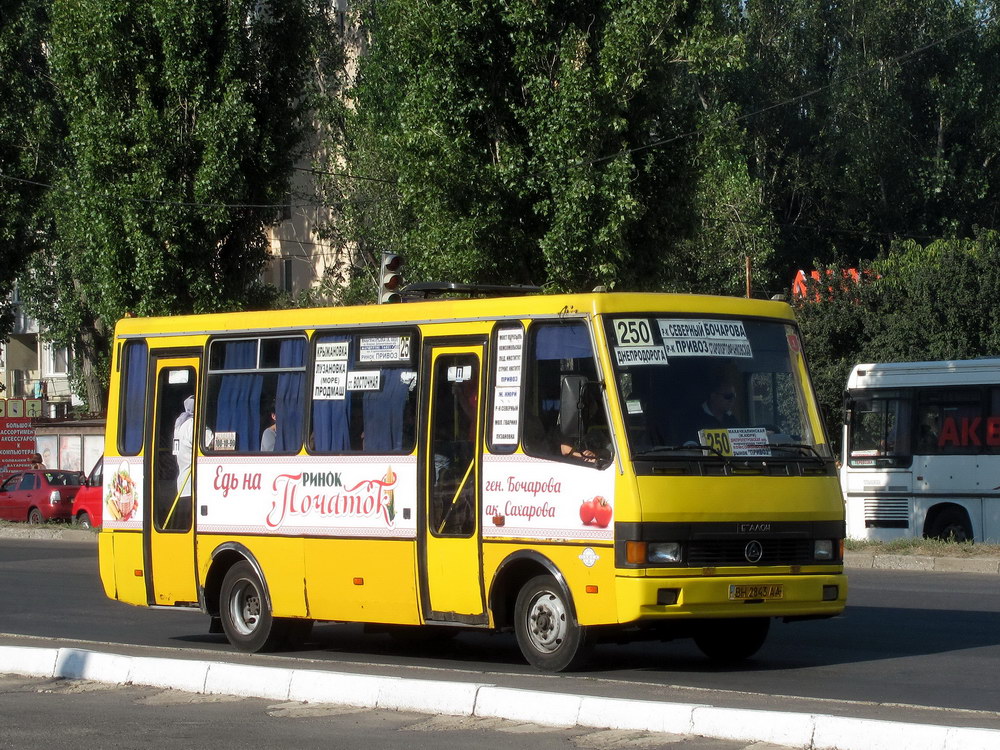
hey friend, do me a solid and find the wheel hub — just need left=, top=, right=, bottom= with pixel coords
left=528, top=591, right=567, bottom=653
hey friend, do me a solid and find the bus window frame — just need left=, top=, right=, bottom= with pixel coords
left=845, top=389, right=913, bottom=468
left=202, top=332, right=309, bottom=456
left=486, top=322, right=525, bottom=456
left=118, top=340, right=149, bottom=457
left=519, top=318, right=613, bottom=468
left=913, top=385, right=1000, bottom=457
left=307, top=325, right=421, bottom=456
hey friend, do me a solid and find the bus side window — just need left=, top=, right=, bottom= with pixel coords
left=205, top=336, right=306, bottom=454
left=310, top=332, right=418, bottom=455
left=522, top=322, right=610, bottom=466
left=120, top=341, right=148, bottom=456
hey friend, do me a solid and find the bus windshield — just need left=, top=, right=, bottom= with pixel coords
left=845, top=391, right=912, bottom=467
left=605, top=316, right=828, bottom=460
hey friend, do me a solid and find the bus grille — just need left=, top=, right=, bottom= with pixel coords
left=864, top=498, right=910, bottom=528
left=686, top=539, right=816, bottom=566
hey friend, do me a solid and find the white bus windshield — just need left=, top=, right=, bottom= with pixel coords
left=605, top=316, right=827, bottom=460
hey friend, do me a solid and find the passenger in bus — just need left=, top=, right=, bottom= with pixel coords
left=261, top=405, right=277, bottom=451
left=917, top=408, right=941, bottom=452
left=558, top=375, right=609, bottom=464
left=174, top=396, right=197, bottom=495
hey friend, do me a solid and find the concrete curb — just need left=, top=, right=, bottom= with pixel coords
left=843, top=551, right=1000, bottom=574
left=3, top=644, right=999, bottom=750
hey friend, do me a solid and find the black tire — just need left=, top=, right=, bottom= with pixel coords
left=514, top=575, right=593, bottom=672
left=926, top=508, right=972, bottom=542
left=219, top=561, right=287, bottom=653
left=27, top=507, right=44, bottom=525
left=76, top=512, right=92, bottom=529
left=693, top=617, right=770, bottom=663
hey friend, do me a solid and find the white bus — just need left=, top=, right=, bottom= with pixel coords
left=842, top=358, right=1000, bottom=543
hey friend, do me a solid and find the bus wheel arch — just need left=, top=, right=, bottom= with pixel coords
left=203, top=544, right=267, bottom=620
left=489, top=552, right=593, bottom=672
left=488, top=551, right=569, bottom=631
left=924, top=504, right=973, bottom=542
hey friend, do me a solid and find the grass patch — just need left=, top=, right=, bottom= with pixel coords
left=845, top=537, right=1000, bottom=557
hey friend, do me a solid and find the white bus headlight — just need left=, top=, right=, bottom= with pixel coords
left=814, top=539, right=834, bottom=561
left=648, top=542, right=683, bottom=564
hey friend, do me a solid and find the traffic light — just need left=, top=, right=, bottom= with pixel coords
left=379, top=252, right=404, bottom=304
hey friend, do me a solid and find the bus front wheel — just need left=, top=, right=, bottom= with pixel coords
left=514, top=575, right=593, bottom=672
left=693, top=617, right=770, bottom=663
left=219, top=561, right=287, bottom=653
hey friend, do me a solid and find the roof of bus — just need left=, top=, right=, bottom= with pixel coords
left=848, top=358, right=1000, bottom=389
left=113, top=291, right=795, bottom=338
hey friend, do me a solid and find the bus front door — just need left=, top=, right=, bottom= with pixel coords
left=145, top=354, right=201, bottom=607
left=420, top=343, right=487, bottom=624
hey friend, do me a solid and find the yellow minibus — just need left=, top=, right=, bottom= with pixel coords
left=98, top=290, right=846, bottom=671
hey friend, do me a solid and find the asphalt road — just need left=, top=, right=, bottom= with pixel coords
left=2, top=536, right=1000, bottom=730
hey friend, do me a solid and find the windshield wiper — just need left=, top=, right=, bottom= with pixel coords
left=634, top=443, right=732, bottom=466
left=633, top=444, right=701, bottom=457
left=768, top=443, right=827, bottom=464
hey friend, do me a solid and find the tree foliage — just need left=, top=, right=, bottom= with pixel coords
left=338, top=0, right=773, bottom=295
left=17, top=0, right=315, bottom=411
left=794, top=231, right=1000, bottom=442
left=0, top=0, right=59, bottom=341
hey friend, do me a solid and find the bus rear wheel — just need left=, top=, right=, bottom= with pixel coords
left=926, top=508, right=972, bottom=543
left=514, top=575, right=593, bottom=672
left=693, top=617, right=770, bottom=663
left=219, top=561, right=288, bottom=653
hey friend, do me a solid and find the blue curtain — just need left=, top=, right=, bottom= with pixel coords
left=275, top=338, right=305, bottom=452
left=363, top=369, right=410, bottom=452
left=122, top=342, right=148, bottom=455
left=312, top=336, right=352, bottom=451
left=214, top=341, right=261, bottom=451
left=535, top=322, right=591, bottom=360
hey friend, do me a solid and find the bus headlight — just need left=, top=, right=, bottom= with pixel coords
left=814, top=539, right=834, bottom=561
left=648, top=542, right=683, bottom=564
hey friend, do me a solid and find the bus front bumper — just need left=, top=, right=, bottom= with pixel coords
left=615, top=571, right=847, bottom=622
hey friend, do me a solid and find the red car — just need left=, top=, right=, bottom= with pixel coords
left=72, top=457, right=104, bottom=529
left=0, top=469, right=85, bottom=524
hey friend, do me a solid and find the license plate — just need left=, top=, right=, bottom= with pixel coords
left=729, top=584, right=784, bottom=600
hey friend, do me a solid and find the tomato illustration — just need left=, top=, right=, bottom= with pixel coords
left=579, top=498, right=596, bottom=525
left=592, top=496, right=613, bottom=528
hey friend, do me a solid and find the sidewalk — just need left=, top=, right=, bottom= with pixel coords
left=2, top=640, right=999, bottom=750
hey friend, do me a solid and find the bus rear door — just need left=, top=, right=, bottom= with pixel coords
left=146, top=354, right=201, bottom=606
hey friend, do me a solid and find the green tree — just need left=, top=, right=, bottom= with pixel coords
left=739, top=0, right=1000, bottom=273
left=791, top=267, right=870, bottom=444
left=335, top=0, right=774, bottom=296
left=794, top=232, right=1000, bottom=443
left=864, top=232, right=1000, bottom=361
left=0, top=0, right=59, bottom=341
left=18, top=0, right=315, bottom=412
